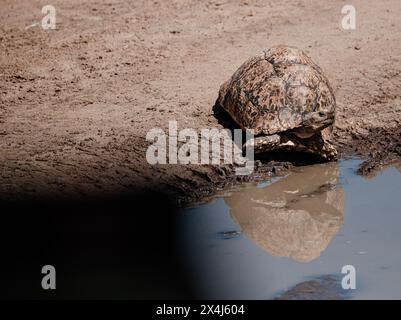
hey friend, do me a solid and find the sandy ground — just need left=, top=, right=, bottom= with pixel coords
left=1, top=0, right=400, bottom=205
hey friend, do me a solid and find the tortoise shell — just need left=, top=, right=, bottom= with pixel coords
left=218, top=45, right=336, bottom=136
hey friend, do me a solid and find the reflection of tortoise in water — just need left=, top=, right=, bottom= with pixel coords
left=218, top=45, right=337, bottom=161
left=225, top=162, right=344, bottom=262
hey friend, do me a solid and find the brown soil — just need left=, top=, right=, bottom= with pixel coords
left=1, top=0, right=400, bottom=205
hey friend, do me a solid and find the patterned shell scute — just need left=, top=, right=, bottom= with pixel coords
left=218, top=46, right=336, bottom=135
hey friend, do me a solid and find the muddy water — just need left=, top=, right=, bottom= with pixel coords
left=179, top=160, right=401, bottom=299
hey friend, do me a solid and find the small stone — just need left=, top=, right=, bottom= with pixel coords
left=219, top=230, right=242, bottom=239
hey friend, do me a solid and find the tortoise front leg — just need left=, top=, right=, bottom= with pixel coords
left=319, top=140, right=338, bottom=161
left=279, top=133, right=338, bottom=161
left=244, top=132, right=337, bottom=161
left=244, top=134, right=281, bottom=154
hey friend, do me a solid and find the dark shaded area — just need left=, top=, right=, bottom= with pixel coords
left=0, top=191, right=195, bottom=299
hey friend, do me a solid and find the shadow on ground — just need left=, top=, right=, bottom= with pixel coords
left=0, top=191, right=196, bottom=299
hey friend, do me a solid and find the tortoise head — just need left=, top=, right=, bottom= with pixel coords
left=293, top=110, right=335, bottom=138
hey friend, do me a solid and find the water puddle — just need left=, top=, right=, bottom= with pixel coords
left=179, top=159, right=401, bottom=299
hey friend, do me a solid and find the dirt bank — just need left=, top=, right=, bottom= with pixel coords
left=1, top=0, right=400, bottom=205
